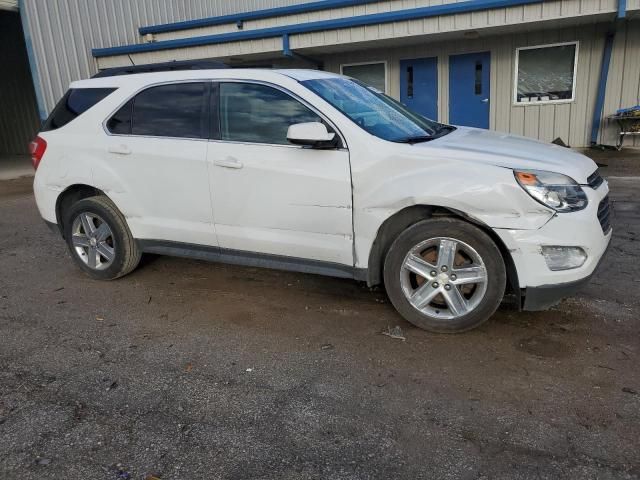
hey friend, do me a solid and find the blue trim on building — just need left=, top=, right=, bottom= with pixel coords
left=590, top=32, right=615, bottom=145
left=18, top=0, right=47, bottom=121
left=617, top=0, right=627, bottom=18
left=95, top=0, right=543, bottom=58
left=282, top=33, right=291, bottom=56
left=139, top=0, right=382, bottom=35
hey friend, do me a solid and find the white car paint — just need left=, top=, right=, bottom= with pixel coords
left=33, top=68, right=610, bottom=296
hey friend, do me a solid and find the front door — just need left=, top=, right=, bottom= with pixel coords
left=207, top=81, right=353, bottom=266
left=449, top=51, right=490, bottom=128
left=400, top=57, right=438, bottom=120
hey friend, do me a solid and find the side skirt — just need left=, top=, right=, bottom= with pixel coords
left=138, top=240, right=368, bottom=282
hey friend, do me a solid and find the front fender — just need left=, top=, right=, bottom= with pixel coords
left=352, top=159, right=554, bottom=269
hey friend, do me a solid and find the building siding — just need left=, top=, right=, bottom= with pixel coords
left=19, top=0, right=640, bottom=148
left=321, top=20, right=639, bottom=147
left=21, top=0, right=315, bottom=115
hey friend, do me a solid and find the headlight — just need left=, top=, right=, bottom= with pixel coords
left=514, top=170, right=588, bottom=212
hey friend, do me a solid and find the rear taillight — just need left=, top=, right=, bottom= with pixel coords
left=29, top=136, right=47, bottom=170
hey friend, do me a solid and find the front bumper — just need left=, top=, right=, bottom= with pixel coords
left=521, top=237, right=611, bottom=310
left=494, top=181, right=612, bottom=308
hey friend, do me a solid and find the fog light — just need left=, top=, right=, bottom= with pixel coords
left=541, top=246, right=587, bottom=271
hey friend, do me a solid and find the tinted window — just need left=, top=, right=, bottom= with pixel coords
left=107, top=99, right=133, bottom=135
left=42, top=88, right=116, bottom=131
left=219, top=83, right=320, bottom=145
left=130, top=83, right=208, bottom=138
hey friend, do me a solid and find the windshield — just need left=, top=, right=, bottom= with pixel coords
left=301, top=77, right=450, bottom=143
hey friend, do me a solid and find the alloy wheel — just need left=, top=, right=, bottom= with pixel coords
left=70, top=212, right=116, bottom=270
left=400, top=237, right=488, bottom=320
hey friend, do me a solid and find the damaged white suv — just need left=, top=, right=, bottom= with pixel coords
left=32, top=68, right=611, bottom=333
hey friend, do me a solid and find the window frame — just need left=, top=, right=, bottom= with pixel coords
left=340, top=61, right=389, bottom=94
left=104, top=79, right=346, bottom=149
left=103, top=80, right=212, bottom=141
left=513, top=41, right=579, bottom=107
left=210, top=79, right=347, bottom=150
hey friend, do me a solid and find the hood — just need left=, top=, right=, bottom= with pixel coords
left=423, top=127, right=597, bottom=184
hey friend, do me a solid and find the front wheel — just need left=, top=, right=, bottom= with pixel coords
left=383, top=218, right=506, bottom=333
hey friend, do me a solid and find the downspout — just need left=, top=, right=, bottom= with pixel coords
left=590, top=0, right=627, bottom=146
left=282, top=34, right=323, bottom=69
left=18, top=0, right=47, bottom=122
left=617, top=0, right=627, bottom=18
left=589, top=32, right=615, bottom=146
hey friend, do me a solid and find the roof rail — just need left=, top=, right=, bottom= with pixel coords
left=92, top=59, right=228, bottom=78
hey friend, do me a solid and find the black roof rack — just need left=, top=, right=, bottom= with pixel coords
left=92, top=59, right=228, bottom=78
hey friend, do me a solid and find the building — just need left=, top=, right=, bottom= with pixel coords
left=2, top=0, right=639, bottom=159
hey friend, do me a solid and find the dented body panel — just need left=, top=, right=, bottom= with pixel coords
left=34, top=68, right=609, bottom=293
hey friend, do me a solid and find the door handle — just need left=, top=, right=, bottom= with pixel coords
left=108, top=144, right=132, bottom=155
left=481, top=98, right=489, bottom=103
left=213, top=158, right=243, bottom=169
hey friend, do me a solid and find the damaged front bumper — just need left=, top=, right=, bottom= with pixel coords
left=493, top=182, right=612, bottom=310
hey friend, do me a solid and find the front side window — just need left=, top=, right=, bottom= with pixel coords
left=515, top=42, right=578, bottom=104
left=107, top=82, right=208, bottom=138
left=341, top=62, right=386, bottom=93
left=219, top=82, right=320, bottom=145
left=302, top=77, right=448, bottom=143
left=43, top=88, right=116, bottom=131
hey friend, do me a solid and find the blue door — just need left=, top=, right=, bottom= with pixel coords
left=449, top=52, right=490, bottom=128
left=400, top=57, right=438, bottom=120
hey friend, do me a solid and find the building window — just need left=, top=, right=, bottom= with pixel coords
left=514, top=42, right=578, bottom=104
left=341, top=62, right=387, bottom=93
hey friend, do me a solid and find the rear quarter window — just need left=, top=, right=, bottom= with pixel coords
left=42, top=88, right=116, bottom=132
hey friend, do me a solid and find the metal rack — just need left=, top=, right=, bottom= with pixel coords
left=606, top=114, right=640, bottom=150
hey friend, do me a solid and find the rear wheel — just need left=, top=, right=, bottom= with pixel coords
left=63, top=195, right=141, bottom=280
left=383, top=218, right=506, bottom=333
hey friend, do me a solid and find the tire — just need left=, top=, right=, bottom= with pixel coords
left=62, top=195, right=141, bottom=280
left=383, top=217, right=506, bottom=333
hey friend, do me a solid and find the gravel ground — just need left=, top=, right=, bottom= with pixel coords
left=1, top=151, right=639, bottom=479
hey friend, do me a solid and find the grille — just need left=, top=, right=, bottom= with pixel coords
left=597, top=195, right=611, bottom=234
left=587, top=169, right=604, bottom=189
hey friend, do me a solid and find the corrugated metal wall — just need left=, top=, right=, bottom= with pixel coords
left=0, top=10, right=40, bottom=154
left=21, top=0, right=315, bottom=115
left=321, top=20, right=640, bottom=147
left=600, top=20, right=640, bottom=147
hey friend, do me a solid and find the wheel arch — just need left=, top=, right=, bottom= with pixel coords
left=366, top=204, right=520, bottom=303
left=55, top=184, right=106, bottom=238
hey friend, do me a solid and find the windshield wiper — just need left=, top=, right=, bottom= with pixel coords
left=395, top=135, right=434, bottom=144
left=432, top=124, right=456, bottom=137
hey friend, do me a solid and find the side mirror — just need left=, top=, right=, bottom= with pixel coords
left=287, top=122, right=337, bottom=148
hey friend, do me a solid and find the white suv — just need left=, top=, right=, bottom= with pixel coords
left=32, top=68, right=611, bottom=333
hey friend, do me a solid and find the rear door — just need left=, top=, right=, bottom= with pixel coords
left=206, top=81, right=353, bottom=265
left=104, top=82, right=216, bottom=246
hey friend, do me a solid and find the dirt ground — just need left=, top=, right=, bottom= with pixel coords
left=1, top=150, right=639, bottom=479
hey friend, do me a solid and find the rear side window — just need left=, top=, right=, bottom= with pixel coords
left=107, top=82, right=209, bottom=139
left=42, top=88, right=116, bottom=131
